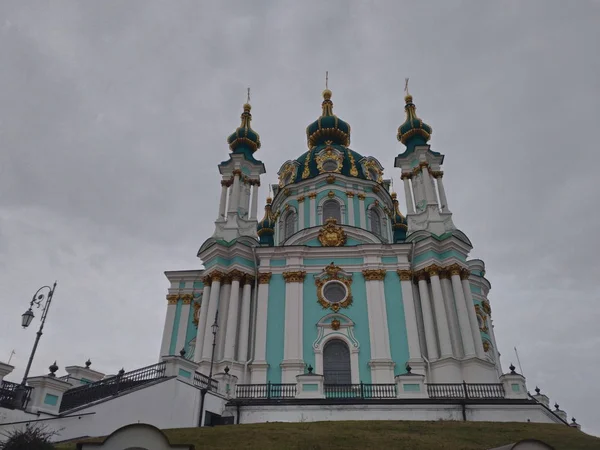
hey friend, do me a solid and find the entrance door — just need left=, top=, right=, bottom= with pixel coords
left=323, top=339, right=351, bottom=384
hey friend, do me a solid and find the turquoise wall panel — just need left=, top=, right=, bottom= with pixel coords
left=169, top=300, right=183, bottom=356
left=403, top=383, right=421, bottom=392
left=412, top=250, right=467, bottom=265
left=270, top=259, right=287, bottom=267
left=346, top=238, right=362, bottom=246
left=303, top=257, right=364, bottom=266
left=204, top=255, right=255, bottom=270
left=266, top=274, right=285, bottom=383
left=193, top=281, right=204, bottom=289
left=302, top=383, right=319, bottom=391
left=44, top=394, right=59, bottom=406
left=350, top=273, right=372, bottom=383
left=382, top=256, right=398, bottom=264
left=304, top=238, right=322, bottom=247
left=178, top=368, right=192, bottom=379
left=302, top=276, right=321, bottom=372
left=184, top=301, right=198, bottom=357
left=304, top=198, right=310, bottom=228
left=383, top=273, right=410, bottom=375
left=353, top=195, right=360, bottom=226
left=179, top=281, right=186, bottom=289
left=470, top=284, right=482, bottom=294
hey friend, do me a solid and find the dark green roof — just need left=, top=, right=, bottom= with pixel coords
left=306, top=89, right=351, bottom=147
left=227, top=103, right=261, bottom=153
left=397, top=95, right=432, bottom=150
left=292, top=144, right=373, bottom=183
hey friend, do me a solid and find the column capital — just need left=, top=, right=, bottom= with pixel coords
left=222, top=275, right=232, bottom=285
left=397, top=269, right=412, bottom=281
left=258, top=272, right=272, bottom=284
left=283, top=271, right=306, bottom=283
left=181, top=294, right=193, bottom=304
left=430, top=170, right=444, bottom=179
left=221, top=179, right=233, bottom=187
left=447, top=264, right=463, bottom=277
left=232, top=169, right=242, bottom=176
left=415, top=270, right=428, bottom=282
left=166, top=294, right=179, bottom=305
left=439, top=270, right=451, bottom=280
left=425, top=264, right=441, bottom=277
left=297, top=195, right=305, bottom=203
left=460, top=268, right=471, bottom=280
left=209, top=271, right=225, bottom=283
left=201, top=275, right=212, bottom=284
left=308, top=192, right=317, bottom=199
left=400, top=172, right=413, bottom=180
left=243, top=275, right=255, bottom=285
left=419, top=161, right=429, bottom=169
left=346, top=191, right=355, bottom=198
left=362, top=269, right=387, bottom=281
left=229, top=269, right=244, bottom=282
left=357, top=193, right=366, bottom=200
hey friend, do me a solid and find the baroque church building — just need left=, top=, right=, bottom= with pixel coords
left=160, top=88, right=502, bottom=388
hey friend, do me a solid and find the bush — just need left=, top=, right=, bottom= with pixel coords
left=0, top=424, right=56, bottom=450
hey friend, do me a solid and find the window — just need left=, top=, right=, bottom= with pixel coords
left=322, top=199, right=341, bottom=223
left=284, top=211, right=296, bottom=240
left=322, top=281, right=347, bottom=304
left=322, top=159, right=339, bottom=172
left=369, top=208, right=382, bottom=236
left=323, top=339, right=351, bottom=385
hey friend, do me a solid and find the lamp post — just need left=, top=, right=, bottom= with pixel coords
left=198, top=310, right=219, bottom=427
left=14, top=282, right=58, bottom=408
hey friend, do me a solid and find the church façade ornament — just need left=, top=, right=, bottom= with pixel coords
left=331, top=319, right=341, bottom=330
left=318, top=218, right=347, bottom=247
left=315, top=263, right=353, bottom=312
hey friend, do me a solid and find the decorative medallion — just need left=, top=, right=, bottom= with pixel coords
left=326, top=174, right=336, bottom=184
left=482, top=341, right=491, bottom=352
left=331, top=319, right=341, bottom=330
left=318, top=218, right=347, bottom=247
left=278, top=163, right=297, bottom=187
left=481, top=300, right=492, bottom=316
left=362, top=160, right=383, bottom=183
left=315, top=147, right=343, bottom=174
left=192, top=301, right=201, bottom=326
left=315, top=263, right=353, bottom=312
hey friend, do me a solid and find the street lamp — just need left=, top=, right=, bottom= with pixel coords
left=13, top=282, right=58, bottom=408
left=199, top=310, right=219, bottom=427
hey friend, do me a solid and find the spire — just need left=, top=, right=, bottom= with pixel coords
left=306, top=76, right=351, bottom=148
left=397, top=89, right=432, bottom=150
left=256, top=197, right=276, bottom=246
left=227, top=95, right=261, bottom=154
left=389, top=192, right=408, bottom=242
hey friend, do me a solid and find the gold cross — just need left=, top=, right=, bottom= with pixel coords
left=404, top=78, right=410, bottom=95
left=326, top=71, right=329, bottom=90
left=247, top=87, right=251, bottom=104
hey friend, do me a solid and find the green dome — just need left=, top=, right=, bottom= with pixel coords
left=397, top=95, right=432, bottom=149
left=256, top=198, right=276, bottom=246
left=227, top=103, right=261, bottom=153
left=390, top=193, right=408, bottom=243
left=306, top=90, right=351, bottom=147
left=292, top=144, right=377, bottom=183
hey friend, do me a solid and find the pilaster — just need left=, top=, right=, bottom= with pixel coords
left=461, top=270, right=486, bottom=359
left=282, top=271, right=306, bottom=383
left=175, top=294, right=193, bottom=355
left=160, top=294, right=179, bottom=358
left=193, top=279, right=211, bottom=362
left=250, top=272, right=271, bottom=384
left=397, top=270, right=423, bottom=372
left=27, top=375, right=72, bottom=415
left=426, top=265, right=453, bottom=358
left=201, top=273, right=222, bottom=359
left=237, top=276, right=253, bottom=364
left=416, top=271, right=439, bottom=360
left=449, top=264, right=476, bottom=357
left=224, top=271, right=243, bottom=361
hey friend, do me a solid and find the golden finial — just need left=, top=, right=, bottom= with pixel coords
left=326, top=71, right=329, bottom=90
left=404, top=78, right=413, bottom=104
left=266, top=197, right=272, bottom=204
left=323, top=71, right=332, bottom=100
left=243, top=87, right=251, bottom=112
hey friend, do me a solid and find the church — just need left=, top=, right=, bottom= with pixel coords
left=161, top=87, right=501, bottom=389
left=0, top=86, right=574, bottom=440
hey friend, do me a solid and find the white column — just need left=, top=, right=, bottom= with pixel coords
left=309, top=193, right=316, bottom=226
left=420, top=163, right=436, bottom=205
left=402, top=174, right=415, bottom=214
left=347, top=193, right=355, bottom=226
left=227, top=171, right=241, bottom=215
left=194, top=282, right=211, bottom=362
left=441, top=274, right=462, bottom=357
left=216, top=278, right=231, bottom=360
left=449, top=265, right=476, bottom=357
left=223, top=273, right=242, bottom=361
left=298, top=198, right=305, bottom=230
left=160, top=295, right=179, bottom=358
left=218, top=181, right=228, bottom=219
left=201, top=275, right=222, bottom=359
left=358, top=194, right=366, bottom=228
left=281, top=272, right=305, bottom=383
left=417, top=273, right=439, bottom=360
left=398, top=271, right=421, bottom=360
left=239, top=182, right=250, bottom=218
left=411, top=176, right=423, bottom=207
left=251, top=273, right=271, bottom=384
left=237, top=277, right=253, bottom=362
left=436, top=173, right=450, bottom=212
left=175, top=295, right=192, bottom=355
left=427, top=267, right=453, bottom=359
left=461, top=273, right=486, bottom=358
left=250, top=182, right=259, bottom=220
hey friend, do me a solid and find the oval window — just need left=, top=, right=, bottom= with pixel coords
left=323, top=160, right=339, bottom=172
left=323, top=281, right=347, bottom=303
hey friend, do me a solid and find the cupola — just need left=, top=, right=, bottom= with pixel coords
left=227, top=103, right=261, bottom=154
left=256, top=197, right=276, bottom=246
left=397, top=94, right=432, bottom=150
left=390, top=192, right=408, bottom=242
left=306, top=89, right=351, bottom=148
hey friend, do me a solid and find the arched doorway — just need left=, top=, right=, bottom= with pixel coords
left=323, top=339, right=351, bottom=384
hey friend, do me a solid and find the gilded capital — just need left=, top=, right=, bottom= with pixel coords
left=222, top=275, right=232, bottom=285
left=308, top=192, right=317, bottom=199
left=426, top=264, right=441, bottom=277
left=430, top=170, right=444, bottom=179
left=258, top=272, right=272, bottom=284
left=346, top=191, right=355, bottom=198
left=439, top=270, right=451, bottom=280
left=357, top=193, right=366, bottom=200
left=229, top=270, right=244, bottom=282
left=362, top=269, right=387, bottom=281
left=415, top=270, right=428, bottom=282
left=243, top=275, right=255, bottom=286
left=418, top=161, right=429, bottom=169
left=397, top=269, right=413, bottom=281
left=482, top=341, right=491, bottom=352
left=166, top=294, right=179, bottom=305
left=447, top=264, right=462, bottom=277
left=297, top=195, right=305, bottom=203
left=232, top=169, right=242, bottom=176
left=400, top=172, right=413, bottom=180
left=181, top=294, right=193, bottom=305
left=460, top=268, right=471, bottom=280
left=201, top=275, right=212, bottom=285
left=283, top=271, right=306, bottom=283
left=210, top=271, right=225, bottom=283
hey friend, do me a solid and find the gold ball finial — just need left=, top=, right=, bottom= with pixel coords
left=322, top=89, right=332, bottom=100
left=266, top=197, right=272, bottom=204
left=391, top=192, right=397, bottom=199
left=243, top=103, right=251, bottom=112
left=404, top=94, right=413, bottom=104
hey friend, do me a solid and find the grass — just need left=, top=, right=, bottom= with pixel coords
left=55, top=420, right=600, bottom=450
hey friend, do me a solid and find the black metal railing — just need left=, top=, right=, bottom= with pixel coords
left=427, top=382, right=505, bottom=399
left=236, top=382, right=297, bottom=399
left=0, top=380, right=32, bottom=409
left=193, top=372, right=219, bottom=392
left=324, top=383, right=396, bottom=399
left=60, top=362, right=166, bottom=412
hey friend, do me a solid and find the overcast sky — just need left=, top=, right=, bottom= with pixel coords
left=1, top=0, right=599, bottom=435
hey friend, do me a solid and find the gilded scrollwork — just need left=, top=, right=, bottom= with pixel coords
left=192, top=301, right=201, bottom=326
left=166, top=294, right=179, bottom=305
left=315, top=263, right=353, bottom=312
left=362, top=269, right=387, bottom=281
left=318, top=218, right=347, bottom=247
left=282, top=271, right=306, bottom=283
left=315, top=146, right=343, bottom=174
left=258, top=272, right=272, bottom=284
left=181, top=294, right=193, bottom=305
left=278, top=163, right=297, bottom=187
left=397, top=269, right=412, bottom=281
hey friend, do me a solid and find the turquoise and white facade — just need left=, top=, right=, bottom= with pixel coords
left=159, top=89, right=503, bottom=387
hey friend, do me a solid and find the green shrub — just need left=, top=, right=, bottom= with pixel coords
left=0, top=424, right=56, bottom=450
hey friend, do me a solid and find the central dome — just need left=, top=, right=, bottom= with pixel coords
left=306, top=89, right=351, bottom=148
left=292, top=144, right=372, bottom=183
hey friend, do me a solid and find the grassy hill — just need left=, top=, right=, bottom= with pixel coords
left=56, top=420, right=600, bottom=450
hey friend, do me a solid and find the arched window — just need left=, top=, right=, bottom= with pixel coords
left=283, top=210, right=296, bottom=240
left=369, top=208, right=382, bottom=236
left=322, top=199, right=341, bottom=223
left=322, top=159, right=339, bottom=172
left=323, top=339, right=351, bottom=385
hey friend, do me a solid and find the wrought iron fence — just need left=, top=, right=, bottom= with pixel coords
left=193, top=372, right=219, bottom=392
left=236, top=382, right=297, bottom=399
left=60, top=362, right=166, bottom=412
left=324, top=383, right=396, bottom=399
left=427, top=382, right=505, bottom=399
left=0, top=380, right=32, bottom=409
